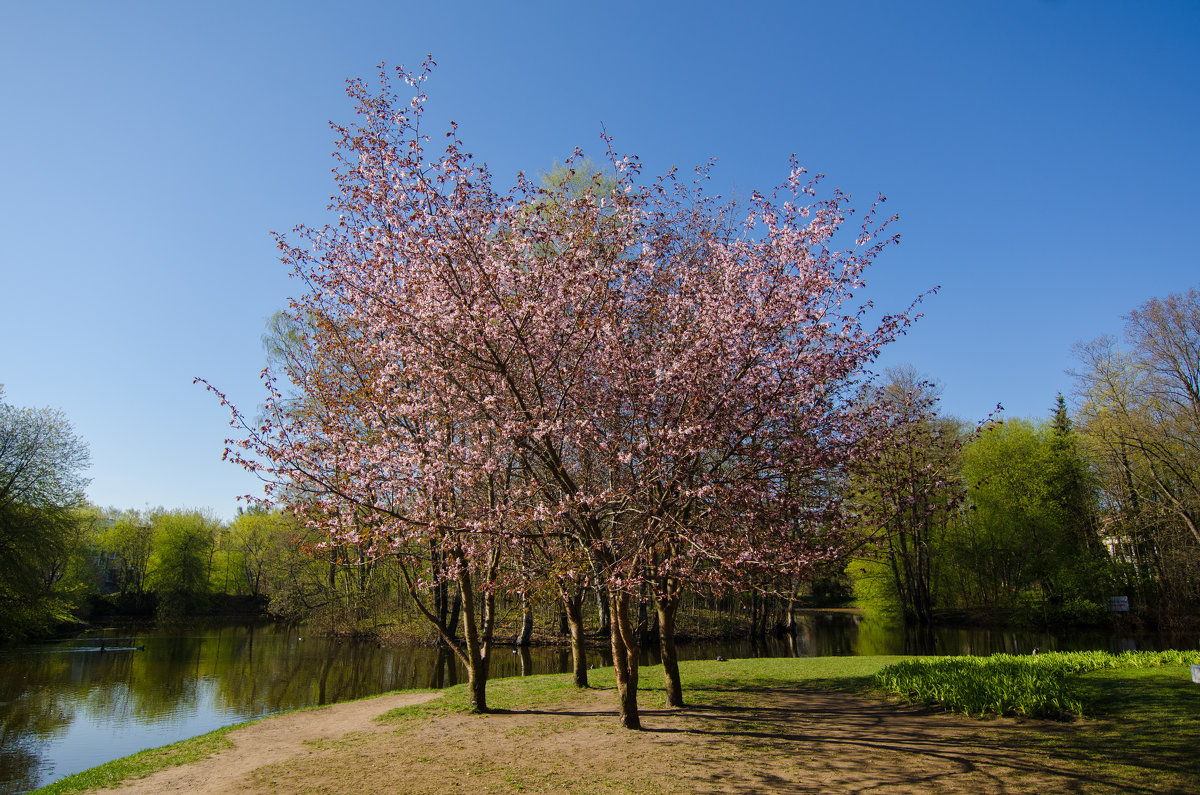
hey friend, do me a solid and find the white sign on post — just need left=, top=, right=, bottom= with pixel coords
left=1191, top=665, right=1200, bottom=685
left=1106, top=595, right=1130, bottom=612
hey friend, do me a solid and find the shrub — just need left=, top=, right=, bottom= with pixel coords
left=873, top=650, right=1200, bottom=719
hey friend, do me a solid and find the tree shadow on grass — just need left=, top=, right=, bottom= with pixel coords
left=646, top=686, right=1187, bottom=794
left=486, top=671, right=1195, bottom=793
left=682, top=682, right=1195, bottom=794
left=1024, top=669, right=1200, bottom=787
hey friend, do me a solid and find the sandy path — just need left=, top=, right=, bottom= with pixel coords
left=97, top=681, right=1179, bottom=794
left=224, top=686, right=1114, bottom=794
left=111, top=691, right=441, bottom=794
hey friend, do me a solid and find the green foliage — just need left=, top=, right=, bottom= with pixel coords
left=950, top=417, right=1115, bottom=615
left=850, top=369, right=969, bottom=625
left=145, top=510, right=220, bottom=618
left=217, top=509, right=291, bottom=598
left=873, top=650, right=1200, bottom=719
left=852, top=380, right=1134, bottom=626
left=874, top=655, right=1082, bottom=718
left=538, top=158, right=618, bottom=196
left=0, top=388, right=93, bottom=640
left=847, top=557, right=904, bottom=620
left=93, top=508, right=153, bottom=598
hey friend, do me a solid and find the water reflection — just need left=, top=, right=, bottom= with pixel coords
left=1, top=614, right=1196, bottom=793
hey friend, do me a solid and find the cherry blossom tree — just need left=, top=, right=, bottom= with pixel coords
left=554, top=163, right=927, bottom=719
left=203, top=60, right=926, bottom=727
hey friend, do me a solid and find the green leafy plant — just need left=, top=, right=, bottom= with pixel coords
left=874, top=650, right=1200, bottom=719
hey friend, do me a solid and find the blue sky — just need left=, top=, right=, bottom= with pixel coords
left=2, top=1, right=1197, bottom=520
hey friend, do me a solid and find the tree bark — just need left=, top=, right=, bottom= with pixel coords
left=634, top=589, right=650, bottom=646
left=456, top=565, right=490, bottom=713
left=656, top=592, right=683, bottom=707
left=516, top=593, right=534, bottom=646
left=562, top=586, right=588, bottom=687
left=432, top=541, right=447, bottom=646
left=591, top=555, right=612, bottom=636
left=609, top=591, right=641, bottom=729
left=595, top=585, right=611, bottom=635
left=447, top=592, right=461, bottom=639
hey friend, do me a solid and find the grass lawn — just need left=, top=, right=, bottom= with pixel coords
left=1017, top=666, right=1200, bottom=791
left=34, top=654, right=1200, bottom=794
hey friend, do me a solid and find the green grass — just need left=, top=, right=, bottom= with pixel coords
left=873, top=649, right=1200, bottom=719
left=33, top=688, right=442, bottom=794
left=1010, top=665, right=1200, bottom=792
left=656, top=654, right=903, bottom=692
left=31, top=723, right=246, bottom=794
left=377, top=657, right=866, bottom=725
left=677, top=654, right=1199, bottom=791
left=32, top=653, right=1200, bottom=793
left=374, top=673, right=584, bottom=725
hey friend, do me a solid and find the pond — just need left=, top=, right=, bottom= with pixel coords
left=2, top=614, right=1196, bottom=794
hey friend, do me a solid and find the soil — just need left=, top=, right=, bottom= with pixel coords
left=104, top=682, right=1129, bottom=794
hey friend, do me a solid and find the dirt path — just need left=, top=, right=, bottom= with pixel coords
left=103, top=684, right=1127, bottom=794
left=110, top=691, right=441, bottom=794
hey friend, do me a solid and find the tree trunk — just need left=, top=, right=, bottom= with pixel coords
left=563, top=587, right=588, bottom=687
left=432, top=541, right=447, bottom=645
left=456, top=566, right=490, bottom=713
left=595, top=585, right=611, bottom=636
left=516, top=593, right=534, bottom=646
left=447, top=592, right=461, bottom=639
left=467, top=656, right=488, bottom=710
left=444, top=646, right=459, bottom=687
left=635, top=591, right=649, bottom=646
left=609, top=591, right=641, bottom=729
left=428, top=645, right=454, bottom=689
left=656, top=593, right=683, bottom=707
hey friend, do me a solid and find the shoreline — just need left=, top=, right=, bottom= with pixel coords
left=34, top=655, right=1199, bottom=794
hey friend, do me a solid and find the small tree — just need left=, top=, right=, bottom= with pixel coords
left=225, top=508, right=289, bottom=599
left=146, top=509, right=219, bottom=617
left=97, top=508, right=153, bottom=599
left=206, top=60, right=925, bottom=726
left=850, top=370, right=970, bottom=624
left=0, top=387, right=92, bottom=638
left=958, top=417, right=1109, bottom=615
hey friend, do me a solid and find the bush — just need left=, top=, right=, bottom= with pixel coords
left=1046, top=597, right=1108, bottom=626
left=874, top=650, right=1200, bottom=719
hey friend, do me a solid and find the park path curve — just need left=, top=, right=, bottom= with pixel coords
left=110, top=691, right=441, bottom=794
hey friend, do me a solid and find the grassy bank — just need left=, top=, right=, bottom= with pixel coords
left=36, top=654, right=1200, bottom=794
left=33, top=724, right=246, bottom=794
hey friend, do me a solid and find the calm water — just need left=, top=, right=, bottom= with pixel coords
left=2, top=614, right=1196, bottom=794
